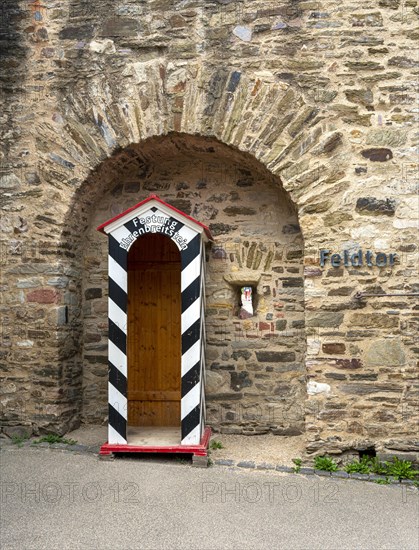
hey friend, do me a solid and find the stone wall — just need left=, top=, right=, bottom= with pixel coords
left=0, top=0, right=417, bottom=458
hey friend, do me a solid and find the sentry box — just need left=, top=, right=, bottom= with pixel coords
left=97, top=195, right=213, bottom=464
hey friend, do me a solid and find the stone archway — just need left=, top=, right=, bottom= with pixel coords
left=79, top=133, right=306, bottom=437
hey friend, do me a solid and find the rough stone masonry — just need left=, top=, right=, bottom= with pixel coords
left=0, top=0, right=418, bottom=462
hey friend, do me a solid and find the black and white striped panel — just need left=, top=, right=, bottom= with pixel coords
left=199, top=241, right=207, bottom=432
left=107, top=229, right=129, bottom=444
left=180, top=232, right=203, bottom=444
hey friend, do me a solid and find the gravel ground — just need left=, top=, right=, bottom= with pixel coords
left=209, top=433, right=305, bottom=466
left=67, top=424, right=108, bottom=446
left=66, top=424, right=305, bottom=466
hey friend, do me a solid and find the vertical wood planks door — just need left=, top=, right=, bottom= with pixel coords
left=127, top=234, right=181, bottom=427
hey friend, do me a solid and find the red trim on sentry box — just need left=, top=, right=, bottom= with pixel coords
left=99, top=427, right=211, bottom=457
left=97, top=194, right=213, bottom=241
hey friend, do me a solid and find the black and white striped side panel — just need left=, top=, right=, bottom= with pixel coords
left=106, top=206, right=206, bottom=446
left=107, top=228, right=129, bottom=444
left=180, top=232, right=203, bottom=444
left=200, top=241, right=207, bottom=431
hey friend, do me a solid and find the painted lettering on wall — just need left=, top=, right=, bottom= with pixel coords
left=320, top=249, right=397, bottom=268
left=119, top=214, right=189, bottom=250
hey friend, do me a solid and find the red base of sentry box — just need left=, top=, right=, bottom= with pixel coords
left=99, top=426, right=211, bottom=458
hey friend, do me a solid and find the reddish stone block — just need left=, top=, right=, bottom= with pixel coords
left=27, top=289, right=59, bottom=304
left=259, top=322, right=271, bottom=331
left=335, top=358, right=362, bottom=369
left=322, top=343, right=346, bottom=354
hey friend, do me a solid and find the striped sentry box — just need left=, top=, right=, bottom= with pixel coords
left=97, top=195, right=213, bottom=446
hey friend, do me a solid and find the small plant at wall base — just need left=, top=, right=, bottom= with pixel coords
left=11, top=434, right=30, bottom=447
left=314, top=456, right=338, bottom=472
left=210, top=440, right=224, bottom=450
left=385, top=458, right=417, bottom=481
left=345, top=456, right=372, bottom=474
left=292, top=458, right=302, bottom=473
left=33, top=435, right=77, bottom=445
left=368, top=457, right=388, bottom=475
left=345, top=456, right=417, bottom=480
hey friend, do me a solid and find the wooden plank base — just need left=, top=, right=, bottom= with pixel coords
left=99, top=426, right=211, bottom=458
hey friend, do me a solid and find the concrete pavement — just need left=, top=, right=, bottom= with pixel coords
left=1, top=447, right=418, bottom=550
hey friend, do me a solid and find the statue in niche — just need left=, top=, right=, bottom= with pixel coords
left=239, top=286, right=253, bottom=319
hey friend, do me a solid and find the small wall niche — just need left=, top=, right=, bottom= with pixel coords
left=224, top=272, right=261, bottom=319
left=359, top=447, right=376, bottom=460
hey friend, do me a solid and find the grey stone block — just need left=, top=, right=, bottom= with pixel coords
left=68, top=444, right=89, bottom=452
left=349, top=473, right=370, bottom=481
left=98, top=453, right=114, bottom=461
left=237, top=461, right=255, bottom=469
left=192, top=455, right=209, bottom=468
left=299, top=467, right=315, bottom=475
left=3, top=426, right=33, bottom=439
left=214, top=459, right=235, bottom=466
left=378, top=451, right=419, bottom=464
left=50, top=443, right=68, bottom=450
left=331, top=471, right=350, bottom=479
left=257, top=463, right=276, bottom=470
left=369, top=474, right=387, bottom=482
left=387, top=476, right=400, bottom=484
left=315, top=469, right=331, bottom=476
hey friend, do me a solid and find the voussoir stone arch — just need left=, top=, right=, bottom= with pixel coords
left=38, top=61, right=346, bottom=233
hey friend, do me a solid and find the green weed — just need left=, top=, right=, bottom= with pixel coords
left=374, top=478, right=390, bottom=485
left=345, top=456, right=371, bottom=474
left=292, top=458, right=302, bottom=473
left=314, top=456, right=338, bottom=472
left=33, top=435, right=77, bottom=445
left=11, top=434, right=29, bottom=447
left=385, top=457, right=417, bottom=481
left=345, top=456, right=417, bottom=480
left=368, top=457, right=388, bottom=475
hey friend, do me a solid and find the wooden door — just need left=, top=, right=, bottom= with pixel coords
left=127, top=234, right=181, bottom=426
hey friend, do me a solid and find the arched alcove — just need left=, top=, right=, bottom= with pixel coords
left=75, top=133, right=306, bottom=436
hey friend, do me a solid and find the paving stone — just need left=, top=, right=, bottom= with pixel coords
left=314, top=469, right=332, bottom=477
left=349, top=473, right=371, bottom=481
left=214, top=459, right=235, bottom=466
left=400, top=479, right=416, bottom=486
left=256, top=463, right=276, bottom=470
left=331, top=471, right=350, bottom=479
left=369, top=474, right=387, bottom=482
left=237, top=461, right=256, bottom=469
